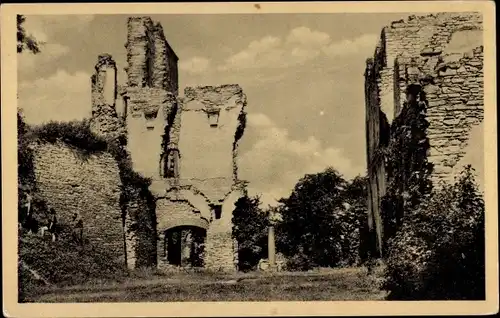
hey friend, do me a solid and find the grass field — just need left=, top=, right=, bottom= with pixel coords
left=23, top=266, right=387, bottom=302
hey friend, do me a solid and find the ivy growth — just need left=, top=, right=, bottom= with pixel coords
left=380, top=84, right=434, bottom=254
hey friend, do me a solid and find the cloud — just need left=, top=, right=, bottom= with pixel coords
left=286, top=26, right=330, bottom=47
left=218, top=27, right=378, bottom=71
left=322, top=34, right=378, bottom=57
left=18, top=70, right=91, bottom=125
left=18, top=43, right=70, bottom=72
left=179, top=57, right=211, bottom=74
left=18, top=15, right=95, bottom=75
left=238, top=113, right=358, bottom=207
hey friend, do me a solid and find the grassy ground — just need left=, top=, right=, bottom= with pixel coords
left=22, top=266, right=387, bottom=302
left=20, top=233, right=387, bottom=302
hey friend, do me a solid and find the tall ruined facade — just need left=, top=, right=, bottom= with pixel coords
left=90, top=17, right=247, bottom=271
left=365, top=13, right=484, bottom=256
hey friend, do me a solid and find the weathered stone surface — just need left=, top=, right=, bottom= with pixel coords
left=90, top=54, right=126, bottom=143
left=32, top=142, right=125, bottom=263
left=365, top=12, right=484, bottom=256
left=25, top=16, right=249, bottom=273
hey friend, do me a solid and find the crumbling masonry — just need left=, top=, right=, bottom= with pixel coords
left=365, top=12, right=484, bottom=255
left=90, top=17, right=247, bottom=271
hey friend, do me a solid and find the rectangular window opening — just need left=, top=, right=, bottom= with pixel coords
left=213, top=205, right=222, bottom=220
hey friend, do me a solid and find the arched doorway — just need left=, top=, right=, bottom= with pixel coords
left=159, top=225, right=206, bottom=268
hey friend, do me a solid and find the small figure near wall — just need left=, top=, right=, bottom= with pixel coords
left=47, top=208, right=59, bottom=242
left=72, top=213, right=84, bottom=245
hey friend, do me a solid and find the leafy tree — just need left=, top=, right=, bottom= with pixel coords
left=17, top=15, right=41, bottom=54
left=384, top=165, right=485, bottom=300
left=276, top=167, right=350, bottom=269
left=232, top=193, right=269, bottom=271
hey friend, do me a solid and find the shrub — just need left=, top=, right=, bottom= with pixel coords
left=232, top=194, right=268, bottom=271
left=383, top=165, right=485, bottom=300
left=18, top=234, right=129, bottom=301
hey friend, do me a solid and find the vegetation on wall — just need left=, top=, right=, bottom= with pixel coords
left=20, top=119, right=157, bottom=269
left=383, top=165, right=485, bottom=300
left=380, top=86, right=434, bottom=254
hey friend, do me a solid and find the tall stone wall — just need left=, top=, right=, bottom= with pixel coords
left=374, top=12, right=482, bottom=123
left=365, top=12, right=484, bottom=256
left=31, top=142, right=125, bottom=263
left=395, top=46, right=484, bottom=185
left=90, top=54, right=126, bottom=144
left=179, top=85, right=246, bottom=186
left=124, top=17, right=179, bottom=180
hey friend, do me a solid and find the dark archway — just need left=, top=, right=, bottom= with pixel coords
left=161, top=225, right=206, bottom=267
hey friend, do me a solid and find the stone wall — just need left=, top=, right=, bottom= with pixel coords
left=204, top=188, right=243, bottom=271
left=395, top=46, right=484, bottom=185
left=179, top=85, right=247, bottom=185
left=365, top=12, right=484, bottom=256
left=375, top=12, right=482, bottom=123
left=123, top=185, right=157, bottom=269
left=31, top=142, right=125, bottom=263
left=124, top=16, right=179, bottom=180
left=90, top=54, right=126, bottom=144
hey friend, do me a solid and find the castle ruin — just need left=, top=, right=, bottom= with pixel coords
left=90, top=17, right=247, bottom=271
left=365, top=12, right=484, bottom=255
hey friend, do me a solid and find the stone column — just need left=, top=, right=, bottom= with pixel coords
left=268, top=225, right=276, bottom=269
left=126, top=17, right=153, bottom=87
left=157, top=231, right=168, bottom=270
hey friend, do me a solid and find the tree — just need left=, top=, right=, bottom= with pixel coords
left=232, top=193, right=268, bottom=271
left=276, top=167, right=350, bottom=269
left=17, top=15, right=41, bottom=54
left=384, top=165, right=485, bottom=300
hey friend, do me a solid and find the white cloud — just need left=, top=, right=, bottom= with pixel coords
left=179, top=57, right=211, bottom=74
left=286, top=26, right=330, bottom=47
left=18, top=70, right=91, bottom=125
left=219, top=27, right=378, bottom=71
left=238, top=113, right=358, bottom=207
left=18, top=43, right=70, bottom=72
left=322, top=34, right=378, bottom=57
left=18, top=15, right=95, bottom=75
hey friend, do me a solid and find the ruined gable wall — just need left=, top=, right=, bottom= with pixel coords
left=32, top=142, right=125, bottom=263
left=178, top=85, right=246, bottom=199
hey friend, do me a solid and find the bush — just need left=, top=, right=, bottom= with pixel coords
left=383, top=166, right=485, bottom=300
left=18, top=234, right=129, bottom=302
left=232, top=194, right=268, bottom=271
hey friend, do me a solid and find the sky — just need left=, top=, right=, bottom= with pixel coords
left=18, top=13, right=415, bottom=206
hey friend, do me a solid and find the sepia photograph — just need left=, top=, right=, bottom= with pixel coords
left=1, top=1, right=497, bottom=317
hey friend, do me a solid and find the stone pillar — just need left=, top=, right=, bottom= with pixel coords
left=152, top=23, right=168, bottom=90
left=205, top=230, right=236, bottom=272
left=90, top=54, right=125, bottom=143
left=268, top=225, right=276, bottom=269
left=181, top=229, right=193, bottom=267
left=157, top=231, right=168, bottom=270
left=126, top=17, right=153, bottom=87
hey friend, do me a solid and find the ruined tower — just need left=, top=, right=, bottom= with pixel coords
left=90, top=54, right=126, bottom=144
left=365, top=12, right=484, bottom=255
left=90, top=16, right=247, bottom=271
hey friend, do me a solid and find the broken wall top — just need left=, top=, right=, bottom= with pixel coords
left=367, top=12, right=483, bottom=74
left=182, top=84, right=246, bottom=112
